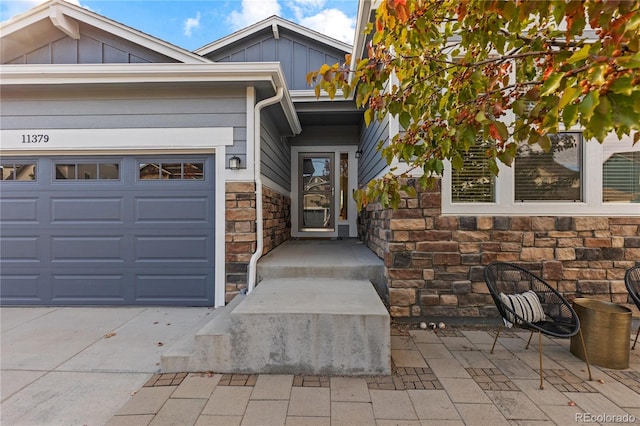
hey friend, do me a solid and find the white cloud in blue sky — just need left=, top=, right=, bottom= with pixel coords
left=183, top=11, right=200, bottom=37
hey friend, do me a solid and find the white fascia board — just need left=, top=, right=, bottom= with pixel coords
left=1, top=0, right=209, bottom=64
left=0, top=62, right=276, bottom=86
left=195, top=15, right=351, bottom=56
left=290, top=89, right=347, bottom=103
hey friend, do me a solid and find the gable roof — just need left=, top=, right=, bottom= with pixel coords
left=1, top=0, right=209, bottom=64
left=195, top=15, right=352, bottom=57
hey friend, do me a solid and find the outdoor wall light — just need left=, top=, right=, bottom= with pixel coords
left=229, top=156, right=241, bottom=170
left=355, top=150, right=362, bottom=159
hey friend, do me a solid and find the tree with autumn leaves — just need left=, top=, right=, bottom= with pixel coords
left=307, top=0, right=640, bottom=209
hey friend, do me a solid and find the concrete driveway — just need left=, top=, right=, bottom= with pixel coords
left=0, top=306, right=214, bottom=426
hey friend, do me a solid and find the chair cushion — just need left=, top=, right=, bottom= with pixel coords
left=499, top=290, right=546, bottom=327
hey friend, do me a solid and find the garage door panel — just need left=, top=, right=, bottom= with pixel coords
left=0, top=236, right=40, bottom=262
left=51, top=274, right=125, bottom=301
left=50, top=236, right=125, bottom=262
left=51, top=197, right=124, bottom=223
left=0, top=198, right=39, bottom=223
left=135, top=236, right=210, bottom=261
left=135, top=274, right=210, bottom=302
left=135, top=197, right=209, bottom=223
left=0, top=274, right=42, bottom=301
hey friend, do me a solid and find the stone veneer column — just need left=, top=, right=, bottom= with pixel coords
left=358, top=178, right=640, bottom=319
left=225, top=183, right=291, bottom=302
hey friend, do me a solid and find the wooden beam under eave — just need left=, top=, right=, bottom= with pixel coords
left=49, top=4, right=80, bottom=39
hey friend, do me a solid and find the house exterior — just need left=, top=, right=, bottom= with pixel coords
left=1, top=1, right=638, bottom=318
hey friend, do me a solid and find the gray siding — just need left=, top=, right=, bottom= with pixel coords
left=261, top=110, right=291, bottom=191
left=289, top=125, right=359, bottom=146
left=5, top=24, right=179, bottom=64
left=204, top=30, right=346, bottom=90
left=359, top=115, right=389, bottom=186
left=1, top=86, right=248, bottom=156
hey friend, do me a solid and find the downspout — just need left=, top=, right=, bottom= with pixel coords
left=247, top=86, right=284, bottom=293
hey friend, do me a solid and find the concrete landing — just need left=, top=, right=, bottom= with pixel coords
left=162, top=239, right=391, bottom=376
left=230, top=278, right=391, bottom=375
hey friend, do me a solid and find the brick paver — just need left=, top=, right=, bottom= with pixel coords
left=108, top=325, right=640, bottom=425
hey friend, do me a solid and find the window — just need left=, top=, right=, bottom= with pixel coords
left=55, top=163, right=119, bottom=180
left=451, top=142, right=495, bottom=203
left=603, top=140, right=640, bottom=203
left=515, top=133, right=582, bottom=202
left=138, top=162, right=204, bottom=180
left=0, top=163, right=36, bottom=181
left=442, top=130, right=639, bottom=216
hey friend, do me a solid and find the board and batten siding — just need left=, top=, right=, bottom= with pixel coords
left=204, top=32, right=345, bottom=91
left=4, top=24, right=179, bottom=64
left=1, top=86, right=248, bottom=156
left=358, top=115, right=389, bottom=186
left=261, top=112, right=291, bottom=192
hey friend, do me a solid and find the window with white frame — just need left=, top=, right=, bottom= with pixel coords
left=442, top=131, right=639, bottom=215
left=514, top=133, right=582, bottom=202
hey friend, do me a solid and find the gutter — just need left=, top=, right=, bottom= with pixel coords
left=247, top=86, right=285, bottom=293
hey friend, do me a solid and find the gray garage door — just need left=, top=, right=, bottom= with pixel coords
left=0, top=156, right=215, bottom=306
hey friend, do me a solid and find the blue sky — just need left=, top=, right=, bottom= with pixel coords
left=1, top=0, right=359, bottom=51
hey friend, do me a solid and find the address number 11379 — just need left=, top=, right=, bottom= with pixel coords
left=22, top=134, right=50, bottom=143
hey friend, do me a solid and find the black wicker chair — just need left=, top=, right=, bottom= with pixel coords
left=625, top=265, right=640, bottom=350
left=484, top=262, right=592, bottom=389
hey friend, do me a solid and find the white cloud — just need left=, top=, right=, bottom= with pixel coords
left=299, top=8, right=355, bottom=44
left=184, top=12, right=200, bottom=37
left=228, top=0, right=281, bottom=30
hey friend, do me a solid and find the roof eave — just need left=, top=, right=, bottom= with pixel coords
left=195, top=15, right=351, bottom=57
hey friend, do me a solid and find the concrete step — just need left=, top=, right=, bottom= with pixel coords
left=161, top=294, right=245, bottom=373
left=228, top=278, right=390, bottom=375
left=257, top=239, right=387, bottom=300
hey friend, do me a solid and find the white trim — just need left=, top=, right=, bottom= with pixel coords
left=49, top=3, right=79, bottom=39
left=290, top=90, right=347, bottom=103
left=195, top=15, right=351, bottom=56
left=1, top=128, right=233, bottom=153
left=215, top=146, right=227, bottom=307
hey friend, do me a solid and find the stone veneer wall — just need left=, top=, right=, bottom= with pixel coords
left=358, top=179, right=640, bottom=319
left=225, top=182, right=290, bottom=302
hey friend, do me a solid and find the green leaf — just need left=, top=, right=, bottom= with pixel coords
left=540, top=73, right=563, bottom=97
left=562, top=103, right=579, bottom=128
left=364, top=109, right=374, bottom=127
left=558, top=87, right=579, bottom=109
left=567, top=45, right=590, bottom=64
left=399, top=112, right=411, bottom=130
left=616, top=52, right=640, bottom=69
left=578, top=91, right=600, bottom=121
left=475, top=110, right=488, bottom=123
left=451, top=154, right=464, bottom=170
left=538, top=135, right=551, bottom=152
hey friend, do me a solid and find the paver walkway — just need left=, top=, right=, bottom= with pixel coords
left=108, top=325, right=640, bottom=425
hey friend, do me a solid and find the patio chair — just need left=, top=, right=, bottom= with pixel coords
left=625, top=265, right=640, bottom=350
left=484, top=261, right=592, bottom=389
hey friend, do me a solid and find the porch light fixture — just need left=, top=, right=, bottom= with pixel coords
left=355, top=150, right=362, bottom=159
left=229, top=156, right=241, bottom=170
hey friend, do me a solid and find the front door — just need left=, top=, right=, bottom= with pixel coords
left=299, top=153, right=334, bottom=232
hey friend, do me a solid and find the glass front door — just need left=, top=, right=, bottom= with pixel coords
left=299, top=153, right=334, bottom=231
